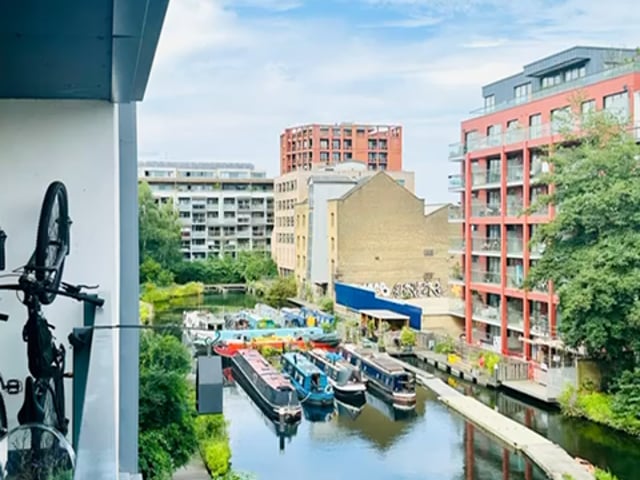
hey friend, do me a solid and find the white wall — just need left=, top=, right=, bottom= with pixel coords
left=0, top=100, right=120, bottom=433
left=308, top=181, right=356, bottom=284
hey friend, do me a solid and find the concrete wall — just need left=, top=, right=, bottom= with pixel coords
left=0, top=100, right=120, bottom=432
left=328, top=173, right=455, bottom=297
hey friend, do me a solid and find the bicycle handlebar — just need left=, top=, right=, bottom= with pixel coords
left=0, top=283, right=105, bottom=307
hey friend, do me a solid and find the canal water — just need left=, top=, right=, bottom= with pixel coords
left=160, top=293, right=639, bottom=480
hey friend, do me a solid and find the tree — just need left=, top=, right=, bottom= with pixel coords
left=264, top=276, right=297, bottom=308
left=138, top=332, right=197, bottom=479
left=139, top=181, right=183, bottom=273
left=526, top=111, right=640, bottom=381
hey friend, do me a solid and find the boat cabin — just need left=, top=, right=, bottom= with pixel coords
left=282, top=353, right=329, bottom=393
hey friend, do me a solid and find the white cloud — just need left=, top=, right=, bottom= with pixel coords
left=139, top=0, right=640, bottom=203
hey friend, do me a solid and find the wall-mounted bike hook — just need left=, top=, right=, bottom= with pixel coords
left=0, top=228, right=6, bottom=271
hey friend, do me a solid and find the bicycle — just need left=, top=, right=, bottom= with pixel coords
left=0, top=181, right=104, bottom=478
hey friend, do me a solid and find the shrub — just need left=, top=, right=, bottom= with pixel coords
left=317, top=296, right=334, bottom=314
left=434, top=336, right=456, bottom=354
left=399, top=326, right=416, bottom=347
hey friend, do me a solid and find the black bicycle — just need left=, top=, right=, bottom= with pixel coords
left=0, top=181, right=104, bottom=478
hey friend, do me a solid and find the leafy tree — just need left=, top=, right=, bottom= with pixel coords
left=264, top=276, right=297, bottom=308
left=172, top=251, right=277, bottom=285
left=140, top=257, right=174, bottom=286
left=526, top=111, right=640, bottom=381
left=138, top=332, right=197, bottom=479
left=139, top=181, right=183, bottom=273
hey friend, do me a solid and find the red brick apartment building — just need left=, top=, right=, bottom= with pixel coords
left=448, top=46, right=640, bottom=361
left=280, top=123, right=402, bottom=174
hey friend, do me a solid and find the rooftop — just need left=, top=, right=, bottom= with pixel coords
left=239, top=349, right=294, bottom=390
left=139, top=160, right=257, bottom=170
left=359, top=309, right=410, bottom=321
left=282, top=352, right=323, bottom=375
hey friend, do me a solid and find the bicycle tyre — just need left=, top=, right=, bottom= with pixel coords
left=1, top=392, right=7, bottom=479
left=34, top=181, right=70, bottom=305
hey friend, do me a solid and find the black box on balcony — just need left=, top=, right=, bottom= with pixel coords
left=196, top=356, right=223, bottom=415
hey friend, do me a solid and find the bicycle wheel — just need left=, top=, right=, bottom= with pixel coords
left=18, top=377, right=66, bottom=438
left=1, top=393, right=7, bottom=479
left=5, top=423, right=74, bottom=480
left=34, top=181, right=70, bottom=305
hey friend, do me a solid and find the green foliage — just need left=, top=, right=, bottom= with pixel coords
left=611, top=368, right=640, bottom=426
left=558, top=383, right=640, bottom=437
left=139, top=182, right=183, bottom=275
left=138, top=332, right=198, bottom=479
left=434, top=336, right=456, bottom=354
left=318, top=296, right=334, bottom=314
left=526, top=111, right=640, bottom=380
left=595, top=468, right=619, bottom=480
left=172, top=251, right=277, bottom=285
left=139, top=301, right=153, bottom=324
left=399, top=326, right=416, bottom=347
left=141, top=282, right=204, bottom=308
left=263, top=276, right=297, bottom=308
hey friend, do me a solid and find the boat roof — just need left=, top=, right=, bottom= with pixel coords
left=344, top=345, right=407, bottom=374
left=238, top=349, right=294, bottom=390
left=282, top=352, right=323, bottom=375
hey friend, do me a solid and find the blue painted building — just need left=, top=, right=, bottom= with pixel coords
left=334, top=282, right=422, bottom=330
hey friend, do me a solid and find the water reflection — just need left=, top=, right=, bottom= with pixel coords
left=224, top=383, right=547, bottom=479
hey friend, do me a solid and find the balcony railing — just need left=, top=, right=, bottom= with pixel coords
left=530, top=312, right=551, bottom=337
left=449, top=238, right=465, bottom=251
left=507, top=308, right=524, bottom=330
left=472, top=301, right=500, bottom=324
left=471, top=269, right=501, bottom=284
left=506, top=165, right=524, bottom=183
left=471, top=236, right=501, bottom=254
left=448, top=174, right=464, bottom=191
left=506, top=197, right=523, bottom=217
left=472, top=169, right=501, bottom=188
left=449, top=299, right=465, bottom=316
left=449, top=142, right=465, bottom=160
left=506, top=237, right=523, bottom=256
left=471, top=202, right=501, bottom=217
left=448, top=206, right=464, bottom=221
left=505, top=268, right=524, bottom=289
left=468, top=61, right=640, bottom=118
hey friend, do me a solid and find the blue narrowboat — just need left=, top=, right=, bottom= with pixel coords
left=281, top=353, right=335, bottom=407
left=304, top=349, right=367, bottom=407
left=339, top=345, right=416, bottom=410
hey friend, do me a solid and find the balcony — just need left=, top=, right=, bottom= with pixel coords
left=449, top=299, right=465, bottom=316
left=471, top=236, right=501, bottom=255
left=472, top=300, right=501, bottom=324
left=471, top=269, right=501, bottom=285
left=507, top=308, right=524, bottom=330
left=530, top=241, right=545, bottom=258
left=530, top=312, right=551, bottom=337
left=506, top=267, right=524, bottom=289
left=471, top=169, right=501, bottom=189
left=506, top=237, right=523, bottom=256
left=506, top=196, right=523, bottom=217
left=448, top=205, right=464, bottom=222
left=506, top=161, right=524, bottom=184
left=470, top=201, right=501, bottom=218
left=448, top=174, right=464, bottom=191
left=468, top=61, right=640, bottom=119
left=449, top=237, right=465, bottom=252
left=449, top=142, right=465, bottom=161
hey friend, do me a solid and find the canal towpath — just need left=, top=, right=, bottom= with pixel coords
left=391, top=357, right=594, bottom=480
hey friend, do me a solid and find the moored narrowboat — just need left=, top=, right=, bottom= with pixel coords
left=340, top=345, right=416, bottom=410
left=281, top=352, right=335, bottom=407
left=304, top=349, right=367, bottom=407
left=231, top=349, right=301, bottom=422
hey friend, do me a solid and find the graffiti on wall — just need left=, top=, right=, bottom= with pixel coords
left=360, top=280, right=444, bottom=299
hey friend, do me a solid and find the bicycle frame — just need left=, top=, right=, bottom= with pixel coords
left=0, top=229, right=6, bottom=272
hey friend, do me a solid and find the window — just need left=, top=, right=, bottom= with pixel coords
left=332, top=152, right=341, bottom=162
left=541, top=72, right=563, bottom=89
left=581, top=99, right=596, bottom=118
left=565, top=66, right=586, bottom=82
left=604, top=91, right=629, bottom=120
left=484, top=95, right=495, bottom=112
left=551, top=106, right=571, bottom=134
left=465, top=131, right=479, bottom=150
left=529, top=114, right=542, bottom=139
left=330, top=212, right=335, bottom=227
left=423, top=249, right=434, bottom=257
left=332, top=139, right=340, bottom=149
left=514, top=83, right=531, bottom=104
left=320, top=138, right=329, bottom=149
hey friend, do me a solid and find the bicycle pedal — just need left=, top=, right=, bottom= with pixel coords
left=5, top=378, right=22, bottom=395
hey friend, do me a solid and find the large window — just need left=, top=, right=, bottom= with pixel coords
left=604, top=91, right=629, bottom=120
left=529, top=114, right=542, bottom=139
left=514, top=83, right=532, bottom=104
left=551, top=106, right=571, bottom=134
left=565, top=66, right=586, bottom=82
left=484, top=95, right=495, bottom=112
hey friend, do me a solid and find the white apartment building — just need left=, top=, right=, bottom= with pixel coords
left=139, top=160, right=274, bottom=260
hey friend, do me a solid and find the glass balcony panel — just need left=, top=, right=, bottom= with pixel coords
left=471, top=269, right=501, bottom=284
left=471, top=236, right=501, bottom=254
left=472, top=300, right=501, bottom=323
left=506, top=237, right=523, bottom=256
left=471, top=202, right=501, bottom=217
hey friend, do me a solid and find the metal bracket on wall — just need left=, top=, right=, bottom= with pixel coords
left=68, top=296, right=100, bottom=450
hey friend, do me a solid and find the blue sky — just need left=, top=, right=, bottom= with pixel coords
left=138, top=0, right=639, bottom=202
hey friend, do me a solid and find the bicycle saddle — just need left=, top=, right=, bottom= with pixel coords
left=17, top=377, right=45, bottom=425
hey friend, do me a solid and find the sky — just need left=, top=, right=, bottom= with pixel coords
left=138, top=0, right=640, bottom=202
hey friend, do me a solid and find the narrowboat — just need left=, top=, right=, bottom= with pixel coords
left=304, top=349, right=367, bottom=407
left=231, top=349, right=301, bottom=422
left=339, top=345, right=416, bottom=410
left=281, top=352, right=335, bottom=407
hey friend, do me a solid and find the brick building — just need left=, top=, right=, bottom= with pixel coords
left=280, top=123, right=402, bottom=174
left=448, top=46, right=640, bottom=360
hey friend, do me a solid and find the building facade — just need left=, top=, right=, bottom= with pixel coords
left=139, top=160, right=274, bottom=260
left=448, top=46, right=640, bottom=360
left=280, top=123, right=402, bottom=174
left=273, top=161, right=415, bottom=276
left=323, top=172, right=455, bottom=298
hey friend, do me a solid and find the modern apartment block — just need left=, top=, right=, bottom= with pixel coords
left=138, top=160, right=274, bottom=260
left=280, top=123, right=402, bottom=174
left=448, top=46, right=640, bottom=361
left=273, top=161, right=415, bottom=276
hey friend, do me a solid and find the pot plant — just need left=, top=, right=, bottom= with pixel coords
left=399, top=326, right=416, bottom=352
